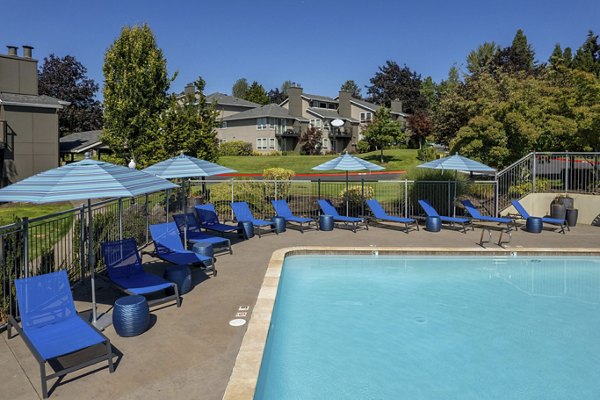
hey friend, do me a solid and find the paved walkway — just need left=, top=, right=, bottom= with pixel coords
left=2, top=223, right=599, bottom=399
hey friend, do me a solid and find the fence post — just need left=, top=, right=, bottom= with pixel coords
left=145, top=193, right=149, bottom=245
left=565, top=151, right=569, bottom=193
left=404, top=180, right=408, bottom=218
left=80, top=205, right=85, bottom=282
left=447, top=181, right=451, bottom=217
left=118, top=198, right=123, bottom=240
left=532, top=151, right=536, bottom=193
left=274, top=180, right=278, bottom=200
left=23, top=217, right=29, bottom=278
left=361, top=179, right=365, bottom=217
left=495, top=179, right=499, bottom=217
left=318, top=179, right=321, bottom=200
left=230, top=179, right=235, bottom=221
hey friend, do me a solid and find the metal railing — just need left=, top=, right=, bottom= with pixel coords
left=497, top=152, right=600, bottom=210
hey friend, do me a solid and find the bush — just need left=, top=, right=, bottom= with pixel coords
left=219, top=140, right=253, bottom=156
left=508, top=178, right=551, bottom=197
left=417, top=146, right=437, bottom=161
left=208, top=180, right=269, bottom=218
left=263, top=168, right=295, bottom=199
left=409, top=170, right=469, bottom=216
left=356, top=139, right=372, bottom=154
left=338, top=185, right=375, bottom=216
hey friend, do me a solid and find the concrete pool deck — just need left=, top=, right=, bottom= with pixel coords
left=2, top=223, right=599, bottom=400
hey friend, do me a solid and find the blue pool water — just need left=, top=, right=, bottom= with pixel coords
left=255, top=255, right=600, bottom=399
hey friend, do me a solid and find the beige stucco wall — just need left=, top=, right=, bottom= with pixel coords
left=217, top=105, right=256, bottom=119
left=502, top=193, right=600, bottom=225
left=217, top=119, right=301, bottom=152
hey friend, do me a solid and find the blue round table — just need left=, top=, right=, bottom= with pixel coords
left=164, top=264, right=192, bottom=294
left=271, top=216, right=286, bottom=233
left=192, top=242, right=214, bottom=259
left=238, top=221, right=254, bottom=239
left=113, top=295, right=150, bottom=337
left=425, top=216, right=442, bottom=232
left=319, top=215, right=334, bottom=231
left=526, top=216, right=543, bottom=233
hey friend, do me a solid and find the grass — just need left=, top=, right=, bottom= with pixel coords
left=218, top=149, right=420, bottom=175
left=0, top=202, right=75, bottom=226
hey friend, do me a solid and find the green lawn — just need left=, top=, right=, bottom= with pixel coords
left=219, top=149, right=421, bottom=175
left=0, top=202, right=75, bottom=226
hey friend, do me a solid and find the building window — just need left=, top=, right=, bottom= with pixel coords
left=274, top=119, right=287, bottom=135
left=257, top=117, right=268, bottom=130
left=221, top=121, right=227, bottom=129
left=322, top=138, right=329, bottom=150
left=310, top=118, right=322, bottom=128
left=256, top=138, right=267, bottom=150
left=269, top=138, right=276, bottom=150
left=360, top=112, right=372, bottom=123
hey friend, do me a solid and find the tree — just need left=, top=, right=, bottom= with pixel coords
left=432, top=66, right=467, bottom=145
left=102, top=24, right=171, bottom=167
left=361, top=107, right=405, bottom=163
left=244, top=81, right=269, bottom=105
left=466, top=42, right=499, bottom=75
left=572, top=31, right=600, bottom=76
left=493, top=29, right=536, bottom=74
left=366, top=61, right=427, bottom=113
left=407, top=109, right=433, bottom=148
left=268, top=80, right=294, bottom=104
left=340, top=80, right=362, bottom=99
left=420, top=76, right=436, bottom=111
left=299, top=126, right=322, bottom=155
left=232, top=78, right=249, bottom=98
left=38, top=54, right=103, bottom=136
left=151, top=77, right=219, bottom=164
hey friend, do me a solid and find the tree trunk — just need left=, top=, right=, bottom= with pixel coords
left=380, top=148, right=384, bottom=163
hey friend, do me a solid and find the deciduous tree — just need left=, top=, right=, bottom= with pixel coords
left=102, top=24, right=171, bottom=167
left=361, top=107, right=405, bottom=163
left=232, top=78, right=249, bottom=98
left=340, top=80, right=362, bottom=99
left=366, top=61, right=427, bottom=113
left=38, top=54, right=102, bottom=136
left=299, top=126, right=322, bottom=155
left=407, top=109, right=433, bottom=149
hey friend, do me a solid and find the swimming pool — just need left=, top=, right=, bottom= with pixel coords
left=254, top=255, right=600, bottom=399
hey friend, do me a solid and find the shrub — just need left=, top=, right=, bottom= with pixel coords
left=263, top=168, right=295, bottom=199
left=208, top=180, right=269, bottom=218
left=409, top=170, right=469, bottom=216
left=417, top=146, right=437, bottom=161
left=508, top=179, right=551, bottom=197
left=219, top=140, right=253, bottom=156
left=338, top=185, right=375, bottom=216
left=356, top=139, right=372, bottom=154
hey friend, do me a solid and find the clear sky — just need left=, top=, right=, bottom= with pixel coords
left=1, top=0, right=599, bottom=99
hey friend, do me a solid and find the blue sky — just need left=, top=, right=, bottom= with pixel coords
left=2, top=0, right=599, bottom=99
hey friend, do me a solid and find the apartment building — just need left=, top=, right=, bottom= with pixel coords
left=0, top=45, right=66, bottom=186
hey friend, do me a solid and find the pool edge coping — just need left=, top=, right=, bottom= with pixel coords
left=221, top=246, right=600, bottom=400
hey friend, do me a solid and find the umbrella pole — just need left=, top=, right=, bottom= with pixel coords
left=346, top=170, right=349, bottom=216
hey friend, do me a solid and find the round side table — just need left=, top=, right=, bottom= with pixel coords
left=526, top=216, right=543, bottom=233
left=164, top=264, right=192, bottom=294
left=113, top=295, right=150, bottom=337
left=192, top=242, right=214, bottom=259
left=271, top=216, right=286, bottom=233
left=238, top=221, right=254, bottom=239
left=319, top=215, right=334, bottom=231
left=425, top=216, right=442, bottom=232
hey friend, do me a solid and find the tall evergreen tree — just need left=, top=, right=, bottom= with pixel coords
left=466, top=42, right=499, bottom=75
left=102, top=24, right=171, bottom=167
left=572, top=31, right=600, bottom=76
left=366, top=61, right=427, bottom=113
left=494, top=29, right=536, bottom=74
left=420, top=76, right=436, bottom=110
left=38, top=54, right=103, bottom=136
left=244, top=81, right=269, bottom=105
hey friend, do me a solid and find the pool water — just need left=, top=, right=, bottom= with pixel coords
left=255, top=255, right=600, bottom=399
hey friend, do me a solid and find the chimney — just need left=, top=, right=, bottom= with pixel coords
left=22, top=45, right=33, bottom=58
left=7, top=46, right=18, bottom=56
left=287, top=84, right=303, bottom=118
left=338, top=90, right=352, bottom=118
left=184, top=83, right=195, bottom=96
left=391, top=99, right=403, bottom=114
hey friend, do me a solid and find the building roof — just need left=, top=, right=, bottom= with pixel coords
left=302, top=93, right=338, bottom=103
left=222, top=103, right=308, bottom=122
left=0, top=92, right=67, bottom=109
left=205, top=92, right=261, bottom=108
left=349, top=98, right=409, bottom=117
left=59, top=130, right=104, bottom=153
left=307, top=108, right=358, bottom=123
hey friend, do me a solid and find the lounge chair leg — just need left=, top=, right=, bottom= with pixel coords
left=40, top=362, right=48, bottom=399
left=106, top=340, right=115, bottom=373
left=174, top=284, right=181, bottom=307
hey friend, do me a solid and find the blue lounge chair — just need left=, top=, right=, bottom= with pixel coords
left=365, top=199, right=419, bottom=233
left=418, top=200, right=472, bottom=233
left=172, top=213, right=232, bottom=254
left=7, top=270, right=114, bottom=398
left=461, top=199, right=516, bottom=230
left=511, top=199, right=569, bottom=234
left=101, top=238, right=181, bottom=308
left=271, top=199, right=316, bottom=233
left=231, top=201, right=276, bottom=237
left=195, top=204, right=238, bottom=235
left=317, top=199, right=367, bottom=233
left=149, top=222, right=216, bottom=274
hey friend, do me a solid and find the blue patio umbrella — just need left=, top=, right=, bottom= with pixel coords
left=313, top=152, right=385, bottom=215
left=0, top=154, right=179, bottom=327
left=416, top=154, right=496, bottom=174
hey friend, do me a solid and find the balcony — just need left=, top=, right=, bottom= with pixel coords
left=328, top=127, right=352, bottom=138
left=276, top=128, right=300, bottom=137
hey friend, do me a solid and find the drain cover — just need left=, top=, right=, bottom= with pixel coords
left=229, top=318, right=247, bottom=327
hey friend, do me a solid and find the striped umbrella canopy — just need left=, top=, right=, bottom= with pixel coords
left=313, top=152, right=384, bottom=216
left=0, top=154, right=178, bottom=328
left=0, top=156, right=179, bottom=203
left=142, top=153, right=236, bottom=178
left=417, top=154, right=496, bottom=173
